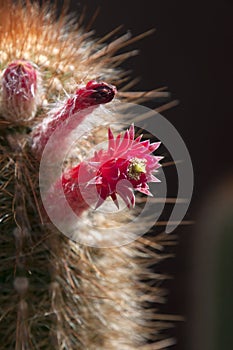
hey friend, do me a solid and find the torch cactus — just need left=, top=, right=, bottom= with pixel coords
left=0, top=1, right=177, bottom=349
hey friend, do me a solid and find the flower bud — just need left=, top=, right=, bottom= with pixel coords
left=32, top=80, right=116, bottom=155
left=0, top=59, right=40, bottom=122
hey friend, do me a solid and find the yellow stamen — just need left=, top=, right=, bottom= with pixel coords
left=128, top=158, right=147, bottom=180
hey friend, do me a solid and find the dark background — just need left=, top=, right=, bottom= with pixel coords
left=59, top=0, right=233, bottom=349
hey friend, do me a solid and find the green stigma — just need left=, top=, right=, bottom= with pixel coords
left=128, top=158, right=147, bottom=180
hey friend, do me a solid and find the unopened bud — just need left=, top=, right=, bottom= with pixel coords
left=0, top=59, right=41, bottom=122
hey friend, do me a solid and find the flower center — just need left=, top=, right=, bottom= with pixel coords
left=127, top=158, right=147, bottom=180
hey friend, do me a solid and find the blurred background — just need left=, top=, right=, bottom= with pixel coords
left=56, top=0, right=233, bottom=348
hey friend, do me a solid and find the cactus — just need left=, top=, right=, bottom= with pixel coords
left=0, top=1, right=177, bottom=349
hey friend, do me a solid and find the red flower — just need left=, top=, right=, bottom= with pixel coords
left=62, top=125, right=162, bottom=215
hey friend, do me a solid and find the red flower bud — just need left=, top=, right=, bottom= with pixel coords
left=32, top=80, right=116, bottom=154
left=0, top=60, right=40, bottom=122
